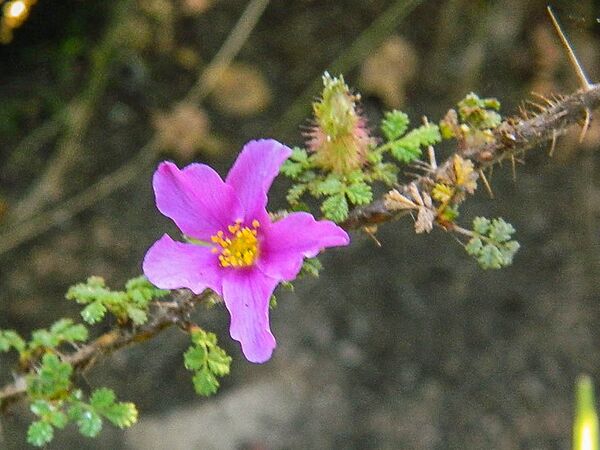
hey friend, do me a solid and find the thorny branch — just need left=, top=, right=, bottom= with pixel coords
left=343, top=83, right=600, bottom=229
left=1, top=82, right=599, bottom=411
left=0, top=289, right=210, bottom=410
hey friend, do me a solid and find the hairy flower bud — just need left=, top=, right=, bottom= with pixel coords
left=306, top=73, right=374, bottom=174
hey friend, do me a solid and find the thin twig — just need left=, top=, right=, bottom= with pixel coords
left=8, top=0, right=132, bottom=223
left=186, top=0, right=272, bottom=104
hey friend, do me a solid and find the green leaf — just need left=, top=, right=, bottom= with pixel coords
left=30, top=330, right=56, bottom=349
left=314, top=175, right=344, bottom=195
left=30, top=399, right=67, bottom=428
left=31, top=399, right=53, bottom=417
left=345, top=181, right=372, bottom=205
left=458, top=93, right=502, bottom=129
left=281, top=148, right=310, bottom=179
left=286, top=183, right=307, bottom=205
left=299, top=257, right=323, bottom=278
left=207, top=347, right=232, bottom=377
left=478, top=244, right=504, bottom=270
left=321, top=194, right=349, bottom=223
left=192, top=367, right=219, bottom=396
left=102, top=402, right=138, bottom=428
left=390, top=124, right=441, bottom=163
left=390, top=143, right=421, bottom=163
left=290, top=146, right=309, bottom=163
left=77, top=410, right=103, bottom=437
left=27, top=354, right=73, bottom=399
left=465, top=237, right=483, bottom=256
left=49, top=410, right=68, bottom=429
left=27, top=421, right=54, bottom=447
left=499, top=241, right=520, bottom=266
left=126, top=305, right=148, bottom=325
left=61, top=323, right=88, bottom=342
left=281, top=161, right=305, bottom=179
left=90, top=388, right=116, bottom=410
left=0, top=330, right=25, bottom=352
left=381, top=110, right=409, bottom=140
left=472, top=217, right=491, bottom=235
left=488, top=218, right=515, bottom=243
left=30, top=320, right=88, bottom=351
left=81, top=301, right=107, bottom=324
left=369, top=163, right=398, bottom=185
left=68, top=276, right=164, bottom=327
left=184, top=345, right=207, bottom=371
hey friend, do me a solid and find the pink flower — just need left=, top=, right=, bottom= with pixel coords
left=143, top=139, right=350, bottom=363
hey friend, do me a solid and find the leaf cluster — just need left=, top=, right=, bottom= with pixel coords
left=380, top=110, right=441, bottom=163
left=1, top=319, right=88, bottom=367
left=66, top=275, right=169, bottom=325
left=183, top=328, right=232, bottom=396
left=465, top=217, right=520, bottom=269
left=282, top=148, right=374, bottom=222
left=281, top=106, right=443, bottom=223
left=440, top=93, right=502, bottom=145
left=27, top=365, right=137, bottom=447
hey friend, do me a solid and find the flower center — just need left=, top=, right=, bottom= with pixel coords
left=211, top=219, right=260, bottom=268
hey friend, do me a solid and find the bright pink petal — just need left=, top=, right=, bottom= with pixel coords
left=225, top=139, right=292, bottom=222
left=143, top=234, right=223, bottom=296
left=222, top=268, right=278, bottom=363
left=257, top=212, right=350, bottom=281
left=154, top=162, right=243, bottom=241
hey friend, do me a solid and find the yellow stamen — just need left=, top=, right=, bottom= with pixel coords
left=211, top=220, right=261, bottom=268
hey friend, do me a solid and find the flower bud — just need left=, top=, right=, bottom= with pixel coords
left=306, top=73, right=373, bottom=174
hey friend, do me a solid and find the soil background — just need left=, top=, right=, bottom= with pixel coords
left=1, top=0, right=600, bottom=449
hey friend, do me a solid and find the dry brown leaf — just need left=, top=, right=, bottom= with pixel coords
left=153, top=102, right=211, bottom=159
left=359, top=35, right=418, bottom=108
left=175, top=46, right=201, bottom=69
left=384, top=189, right=417, bottom=210
left=415, top=207, right=434, bottom=234
left=212, top=64, right=272, bottom=117
left=181, top=0, right=217, bottom=15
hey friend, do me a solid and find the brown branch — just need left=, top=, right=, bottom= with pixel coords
left=0, top=289, right=209, bottom=410
left=342, top=83, right=600, bottom=229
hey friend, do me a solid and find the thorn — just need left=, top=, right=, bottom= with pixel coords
left=531, top=91, right=556, bottom=107
left=525, top=99, right=547, bottom=112
left=518, top=104, right=530, bottom=120
left=579, top=108, right=591, bottom=143
left=547, top=6, right=592, bottom=91
left=427, top=145, right=437, bottom=170
left=478, top=169, right=494, bottom=198
left=363, top=225, right=381, bottom=247
left=510, top=154, right=517, bottom=182
left=549, top=129, right=557, bottom=157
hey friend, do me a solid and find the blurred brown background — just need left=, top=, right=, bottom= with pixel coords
left=1, top=0, right=600, bottom=448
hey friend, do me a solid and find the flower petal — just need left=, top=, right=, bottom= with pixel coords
left=257, top=212, right=350, bottom=281
left=143, top=234, right=223, bottom=295
left=222, top=268, right=278, bottom=363
left=154, top=161, right=243, bottom=240
left=225, top=139, right=292, bottom=222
